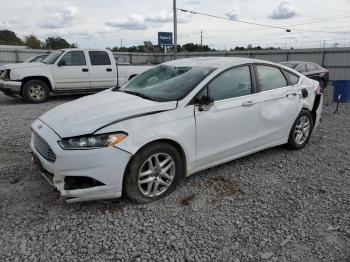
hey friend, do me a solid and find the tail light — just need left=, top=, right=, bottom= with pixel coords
left=315, top=85, right=321, bottom=95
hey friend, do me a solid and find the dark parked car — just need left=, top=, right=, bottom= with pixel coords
left=279, top=61, right=329, bottom=89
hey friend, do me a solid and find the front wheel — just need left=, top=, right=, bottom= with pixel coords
left=287, top=109, right=313, bottom=150
left=22, top=79, right=50, bottom=103
left=123, top=142, right=183, bottom=203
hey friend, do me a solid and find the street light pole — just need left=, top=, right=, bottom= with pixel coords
left=173, top=0, right=177, bottom=60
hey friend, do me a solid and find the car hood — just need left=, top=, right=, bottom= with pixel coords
left=39, top=90, right=177, bottom=138
left=4, top=62, right=47, bottom=70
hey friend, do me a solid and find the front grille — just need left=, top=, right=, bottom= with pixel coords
left=32, top=132, right=56, bottom=162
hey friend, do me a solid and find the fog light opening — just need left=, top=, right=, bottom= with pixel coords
left=64, top=176, right=105, bottom=190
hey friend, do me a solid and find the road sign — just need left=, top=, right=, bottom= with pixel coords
left=158, top=32, right=173, bottom=46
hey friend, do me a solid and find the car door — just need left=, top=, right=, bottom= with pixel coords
left=194, top=65, right=260, bottom=167
left=88, top=51, right=116, bottom=89
left=254, top=65, right=300, bottom=145
left=53, top=50, right=90, bottom=90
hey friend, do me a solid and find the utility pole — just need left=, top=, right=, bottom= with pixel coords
left=120, top=38, right=123, bottom=48
left=173, top=0, right=177, bottom=59
left=200, top=30, right=203, bottom=51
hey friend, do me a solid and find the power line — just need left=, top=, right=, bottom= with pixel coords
left=177, top=8, right=291, bottom=31
left=293, top=0, right=350, bottom=14
left=195, top=13, right=350, bottom=33
left=178, top=8, right=350, bottom=34
left=242, top=0, right=318, bottom=20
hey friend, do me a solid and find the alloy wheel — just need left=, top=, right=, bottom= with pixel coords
left=294, top=115, right=311, bottom=145
left=137, top=153, right=176, bottom=198
left=29, top=85, right=45, bottom=100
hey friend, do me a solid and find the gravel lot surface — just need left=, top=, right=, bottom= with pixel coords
left=0, top=88, right=349, bottom=262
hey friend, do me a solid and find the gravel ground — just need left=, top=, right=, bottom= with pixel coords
left=0, top=88, right=349, bottom=262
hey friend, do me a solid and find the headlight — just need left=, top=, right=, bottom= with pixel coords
left=9, top=70, right=21, bottom=81
left=1, top=69, right=10, bottom=80
left=58, top=132, right=127, bottom=150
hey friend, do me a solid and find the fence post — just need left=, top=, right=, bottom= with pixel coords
left=129, top=53, right=133, bottom=64
left=286, top=51, right=289, bottom=61
left=321, top=49, right=326, bottom=67
left=15, top=50, right=20, bottom=63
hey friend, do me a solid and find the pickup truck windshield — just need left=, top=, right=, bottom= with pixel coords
left=42, top=50, right=64, bottom=64
left=119, top=65, right=216, bottom=102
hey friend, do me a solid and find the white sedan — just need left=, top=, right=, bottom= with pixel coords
left=30, top=57, right=323, bottom=203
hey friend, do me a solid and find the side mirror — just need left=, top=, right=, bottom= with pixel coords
left=57, top=60, right=66, bottom=66
left=195, top=95, right=214, bottom=111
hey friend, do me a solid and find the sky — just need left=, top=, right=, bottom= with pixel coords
left=1, top=0, right=350, bottom=49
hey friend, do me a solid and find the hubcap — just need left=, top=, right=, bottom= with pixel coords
left=29, top=85, right=45, bottom=100
left=137, top=153, right=175, bottom=198
left=294, top=115, right=311, bottom=145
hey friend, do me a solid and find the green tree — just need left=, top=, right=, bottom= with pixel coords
left=44, top=37, right=75, bottom=50
left=0, top=30, right=23, bottom=45
left=23, top=34, right=42, bottom=49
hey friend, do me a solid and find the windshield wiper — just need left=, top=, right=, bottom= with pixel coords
left=118, top=90, right=158, bottom=101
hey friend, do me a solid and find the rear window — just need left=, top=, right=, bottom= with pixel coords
left=89, top=51, right=111, bottom=66
left=282, top=69, right=300, bottom=85
left=256, top=65, right=287, bottom=91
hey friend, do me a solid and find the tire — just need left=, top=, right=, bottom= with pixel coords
left=318, top=79, right=325, bottom=92
left=287, top=109, right=313, bottom=150
left=22, top=79, right=50, bottom=103
left=123, top=142, right=183, bottom=203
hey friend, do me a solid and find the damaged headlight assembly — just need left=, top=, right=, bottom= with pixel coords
left=58, top=132, right=127, bottom=150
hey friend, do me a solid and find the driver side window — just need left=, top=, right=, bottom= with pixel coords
left=59, top=51, right=86, bottom=66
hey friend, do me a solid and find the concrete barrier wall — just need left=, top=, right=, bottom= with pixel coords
left=1, top=47, right=350, bottom=80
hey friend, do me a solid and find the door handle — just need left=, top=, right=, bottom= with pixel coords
left=106, top=68, right=112, bottom=72
left=286, top=93, right=297, bottom=97
left=82, top=68, right=89, bottom=72
left=242, top=101, right=255, bottom=107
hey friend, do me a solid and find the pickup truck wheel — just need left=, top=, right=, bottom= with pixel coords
left=23, top=80, right=49, bottom=103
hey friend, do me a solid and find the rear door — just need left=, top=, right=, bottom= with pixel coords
left=195, top=65, right=260, bottom=167
left=254, top=64, right=300, bottom=145
left=88, top=51, right=116, bottom=89
left=53, top=50, right=90, bottom=90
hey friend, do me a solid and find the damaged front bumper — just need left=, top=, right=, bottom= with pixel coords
left=30, top=119, right=132, bottom=203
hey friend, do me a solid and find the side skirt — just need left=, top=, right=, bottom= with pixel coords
left=187, top=138, right=287, bottom=176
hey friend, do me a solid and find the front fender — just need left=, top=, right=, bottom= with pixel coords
left=96, top=106, right=197, bottom=172
left=14, top=67, right=54, bottom=88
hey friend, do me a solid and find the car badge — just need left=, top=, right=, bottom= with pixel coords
left=38, top=125, right=42, bottom=129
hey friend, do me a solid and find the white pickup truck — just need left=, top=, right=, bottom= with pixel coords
left=0, top=48, right=153, bottom=103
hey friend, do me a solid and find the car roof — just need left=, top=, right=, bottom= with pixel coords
left=163, top=57, right=281, bottom=69
left=280, top=61, right=316, bottom=64
left=60, top=48, right=111, bottom=52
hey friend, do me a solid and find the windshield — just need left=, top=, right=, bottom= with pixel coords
left=119, top=65, right=216, bottom=102
left=280, top=62, right=298, bottom=69
left=42, top=50, right=64, bottom=64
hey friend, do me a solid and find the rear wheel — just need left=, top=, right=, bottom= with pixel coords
left=123, top=142, right=183, bottom=203
left=23, top=79, right=50, bottom=103
left=287, top=109, right=313, bottom=150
